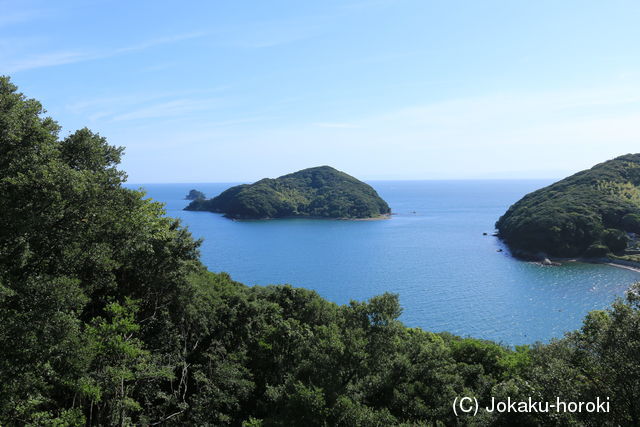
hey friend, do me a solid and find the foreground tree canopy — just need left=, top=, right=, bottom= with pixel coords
left=496, top=154, right=640, bottom=258
left=2, top=76, right=640, bottom=425
left=185, top=166, right=391, bottom=219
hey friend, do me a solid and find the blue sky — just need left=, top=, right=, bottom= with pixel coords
left=3, top=0, right=640, bottom=182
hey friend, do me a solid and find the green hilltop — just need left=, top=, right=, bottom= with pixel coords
left=185, top=166, right=391, bottom=219
left=496, top=153, right=640, bottom=258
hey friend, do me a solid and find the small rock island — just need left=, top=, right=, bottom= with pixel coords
left=185, top=189, right=206, bottom=200
left=496, top=153, right=640, bottom=260
left=185, top=166, right=391, bottom=220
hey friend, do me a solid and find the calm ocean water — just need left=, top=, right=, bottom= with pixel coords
left=126, top=180, right=640, bottom=346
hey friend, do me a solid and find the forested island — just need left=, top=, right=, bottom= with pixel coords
left=496, top=154, right=640, bottom=260
left=184, top=166, right=391, bottom=219
left=3, top=76, right=640, bottom=425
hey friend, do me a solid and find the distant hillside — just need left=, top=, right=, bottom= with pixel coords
left=185, top=166, right=391, bottom=219
left=496, top=154, right=640, bottom=258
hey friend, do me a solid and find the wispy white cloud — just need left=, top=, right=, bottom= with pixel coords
left=215, top=22, right=318, bottom=49
left=87, top=111, right=112, bottom=122
left=313, top=122, right=360, bottom=129
left=199, top=116, right=277, bottom=128
left=66, top=86, right=229, bottom=123
left=342, top=0, right=401, bottom=10
left=67, top=90, right=202, bottom=114
left=294, top=85, right=640, bottom=178
left=140, top=62, right=176, bottom=73
left=366, top=87, right=640, bottom=131
left=0, top=8, right=44, bottom=28
left=112, top=98, right=220, bottom=121
left=135, top=83, right=640, bottom=181
left=2, top=50, right=88, bottom=72
left=111, top=31, right=207, bottom=54
left=2, top=31, right=208, bottom=73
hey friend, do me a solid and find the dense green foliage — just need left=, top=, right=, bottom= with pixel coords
left=185, top=166, right=391, bottom=219
left=496, top=154, right=640, bottom=257
left=185, top=189, right=206, bottom=200
left=3, top=76, right=640, bottom=425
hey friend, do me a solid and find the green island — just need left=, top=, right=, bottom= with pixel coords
left=184, top=166, right=391, bottom=220
left=4, top=77, right=640, bottom=426
left=496, top=154, right=640, bottom=261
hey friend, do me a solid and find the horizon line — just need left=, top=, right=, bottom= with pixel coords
left=124, top=177, right=561, bottom=185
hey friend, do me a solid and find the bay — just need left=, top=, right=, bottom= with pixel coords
left=127, top=180, right=640, bottom=346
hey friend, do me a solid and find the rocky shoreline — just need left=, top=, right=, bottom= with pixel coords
left=228, top=213, right=392, bottom=221
left=500, top=246, right=640, bottom=273
left=546, top=257, right=640, bottom=273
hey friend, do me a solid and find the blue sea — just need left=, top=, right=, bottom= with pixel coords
left=127, top=180, right=640, bottom=346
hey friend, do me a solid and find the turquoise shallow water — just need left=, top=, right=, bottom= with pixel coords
left=127, top=180, right=640, bottom=346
